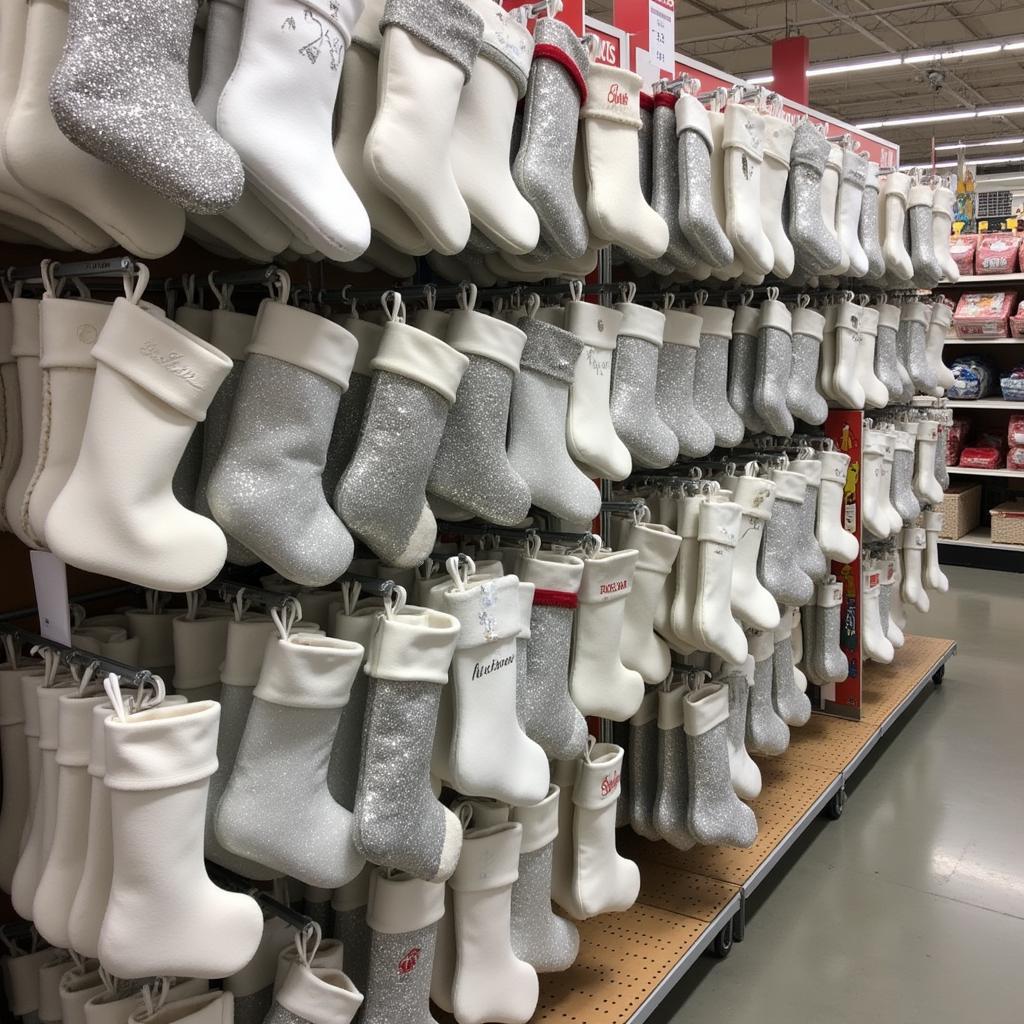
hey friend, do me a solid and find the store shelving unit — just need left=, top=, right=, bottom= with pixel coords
left=939, top=528, right=1023, bottom=552
left=532, top=636, right=957, bottom=1024
left=946, top=398, right=1021, bottom=409
left=947, top=466, right=1022, bottom=478
left=949, top=272, right=1024, bottom=285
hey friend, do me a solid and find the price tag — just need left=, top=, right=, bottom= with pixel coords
left=648, top=0, right=675, bottom=73
left=30, top=550, right=71, bottom=646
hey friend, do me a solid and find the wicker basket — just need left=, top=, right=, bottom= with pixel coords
left=991, top=500, right=1024, bottom=546
left=940, top=484, right=982, bottom=539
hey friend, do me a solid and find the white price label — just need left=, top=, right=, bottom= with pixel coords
left=648, top=0, right=675, bottom=73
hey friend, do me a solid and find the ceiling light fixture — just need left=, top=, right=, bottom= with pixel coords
left=898, top=155, right=1024, bottom=171
left=856, top=102, right=1024, bottom=130
left=806, top=57, right=901, bottom=77
left=935, top=136, right=1024, bottom=150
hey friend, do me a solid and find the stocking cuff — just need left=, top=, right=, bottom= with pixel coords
left=917, top=420, right=939, bottom=442
left=683, top=684, right=728, bottom=736
left=763, top=114, right=794, bottom=167
left=790, top=458, right=823, bottom=488
left=723, top=104, right=764, bottom=162
left=842, top=149, right=868, bottom=187
left=630, top=688, right=658, bottom=727
left=371, top=322, right=469, bottom=403
left=477, top=1, right=534, bottom=97
left=255, top=635, right=363, bottom=708
left=451, top=823, right=521, bottom=891
left=447, top=310, right=526, bottom=372
left=517, top=318, right=584, bottom=383
left=364, top=608, right=460, bottom=684
left=366, top=870, right=445, bottom=933
left=789, top=122, right=829, bottom=171
left=865, top=160, right=880, bottom=189
left=20, top=677, right=44, bottom=739
left=533, top=16, right=589, bottom=103
left=674, top=93, right=712, bottom=149
left=663, top=309, right=701, bottom=348
left=734, top=476, right=775, bottom=520
left=826, top=144, right=843, bottom=173
left=877, top=303, right=901, bottom=332
left=883, top=171, right=911, bottom=200
left=929, top=302, right=953, bottom=329
left=924, top=509, right=943, bottom=531
left=834, top=300, right=862, bottom=333
left=698, top=501, right=741, bottom=546
left=249, top=301, right=358, bottom=391
left=908, top=183, right=935, bottom=209
left=221, top=618, right=277, bottom=688
left=731, top=304, right=759, bottom=338
left=627, top=522, right=681, bottom=571
left=55, top=694, right=104, bottom=767
left=338, top=315, right=384, bottom=376
left=278, top=966, right=363, bottom=1023
left=578, top=549, right=637, bottom=604
left=770, top=468, right=807, bottom=504
left=582, top=65, right=642, bottom=129
left=900, top=301, right=929, bottom=327
left=933, top=185, right=955, bottom=216
left=510, top=785, right=558, bottom=851
left=565, top=300, right=622, bottom=351
left=819, top=450, right=851, bottom=484
left=517, top=582, right=535, bottom=638
left=893, top=430, right=915, bottom=454
left=519, top=552, right=584, bottom=593
left=615, top=302, right=665, bottom=347
left=444, top=574, right=521, bottom=647
left=380, top=0, right=484, bottom=82
left=38, top=297, right=108, bottom=370
left=331, top=864, right=372, bottom=911
left=817, top=579, right=844, bottom=607
left=747, top=628, right=775, bottom=661
left=792, top=306, right=825, bottom=340
left=692, top=304, right=734, bottom=339
left=94, top=298, right=232, bottom=422
left=759, top=298, right=791, bottom=334
left=574, top=743, right=623, bottom=809
left=37, top=685, right=65, bottom=751
left=10, top=298, right=39, bottom=358
left=209, top=310, right=255, bottom=361
left=859, top=306, right=880, bottom=335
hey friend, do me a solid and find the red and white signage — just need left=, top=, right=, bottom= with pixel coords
left=584, top=16, right=628, bottom=68
left=501, top=0, right=584, bottom=36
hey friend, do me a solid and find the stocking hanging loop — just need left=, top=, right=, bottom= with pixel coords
left=382, top=585, right=407, bottom=620
left=457, top=282, right=478, bottom=312
left=423, top=284, right=437, bottom=311
left=524, top=292, right=541, bottom=319
left=524, top=531, right=542, bottom=560
left=568, top=280, right=583, bottom=303
left=382, top=291, right=405, bottom=324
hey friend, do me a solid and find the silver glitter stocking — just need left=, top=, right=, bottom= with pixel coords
left=49, top=0, right=244, bottom=214
left=909, top=204, right=943, bottom=288
left=511, top=18, right=589, bottom=260
left=934, top=422, right=950, bottom=491
left=510, top=846, right=579, bottom=973
left=677, top=118, right=734, bottom=268
left=361, top=921, right=439, bottom=1024
left=693, top=331, right=745, bottom=448
left=795, top=479, right=829, bottom=584
left=787, top=123, right=843, bottom=275
left=891, top=447, right=921, bottom=525
left=322, top=372, right=372, bottom=509
left=860, top=179, right=887, bottom=280
left=898, top=310, right=933, bottom=393
left=337, top=372, right=450, bottom=569
left=326, top=668, right=368, bottom=813
left=787, top=314, right=828, bottom=426
left=656, top=338, right=715, bottom=458
left=686, top=698, right=757, bottom=848
left=878, top=574, right=893, bottom=640
left=652, top=99, right=706, bottom=275
left=519, top=602, right=588, bottom=761
left=302, top=887, right=332, bottom=935
left=728, top=311, right=766, bottom=434
left=610, top=335, right=678, bottom=469
left=428, top=354, right=531, bottom=526
left=208, top=353, right=353, bottom=587
left=753, top=317, right=795, bottom=437
left=627, top=694, right=659, bottom=841
left=332, top=870, right=372, bottom=996
left=874, top=313, right=907, bottom=403
left=812, top=598, right=848, bottom=685
left=759, top=497, right=814, bottom=607
left=653, top=687, right=695, bottom=851
left=629, top=103, right=674, bottom=277
left=772, top=634, right=810, bottom=727
left=354, top=670, right=461, bottom=882
left=745, top=647, right=789, bottom=756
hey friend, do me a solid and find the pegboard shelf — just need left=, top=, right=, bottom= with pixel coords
left=530, top=635, right=957, bottom=1024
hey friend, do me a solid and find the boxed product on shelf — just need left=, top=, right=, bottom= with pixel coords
left=1008, top=446, right=1024, bottom=472
left=952, top=292, right=1016, bottom=338
left=959, top=446, right=1004, bottom=469
left=991, top=499, right=1024, bottom=545
left=940, top=483, right=982, bottom=539
left=1009, top=412, right=1024, bottom=447
left=975, top=232, right=1022, bottom=275
left=1000, top=363, right=1024, bottom=402
left=948, top=417, right=971, bottom=464
left=1010, top=300, right=1024, bottom=339
left=948, top=353, right=999, bottom=398
left=950, top=233, right=978, bottom=277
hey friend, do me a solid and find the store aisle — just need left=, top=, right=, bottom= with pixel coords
left=655, top=565, right=1024, bottom=1024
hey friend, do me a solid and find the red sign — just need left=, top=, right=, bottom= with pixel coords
left=584, top=16, right=627, bottom=67
left=502, top=0, right=583, bottom=36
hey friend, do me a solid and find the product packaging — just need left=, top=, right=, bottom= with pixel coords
left=1000, top=362, right=1024, bottom=402
left=948, top=353, right=999, bottom=399
left=952, top=292, right=1017, bottom=338
left=974, top=232, right=1021, bottom=275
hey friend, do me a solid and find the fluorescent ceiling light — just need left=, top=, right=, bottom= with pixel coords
left=856, top=102, right=1024, bottom=130
left=746, top=73, right=773, bottom=84
left=903, top=52, right=940, bottom=64
left=943, top=44, right=1002, bottom=58
left=1005, top=41, right=1024, bottom=50
left=985, top=105, right=1024, bottom=117
left=807, top=57, right=901, bottom=77
left=899, top=155, right=1024, bottom=171
left=935, top=136, right=1024, bottom=150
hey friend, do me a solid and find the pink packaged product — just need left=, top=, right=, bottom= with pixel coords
left=952, top=291, right=1016, bottom=338
left=1009, top=412, right=1024, bottom=448
left=959, top=446, right=1003, bottom=470
left=1009, top=446, right=1024, bottom=472
left=949, top=233, right=977, bottom=277
left=1011, top=300, right=1024, bottom=339
left=948, top=417, right=971, bottom=464
left=975, top=232, right=1021, bottom=275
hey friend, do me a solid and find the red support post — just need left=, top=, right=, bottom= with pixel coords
left=771, top=35, right=810, bottom=106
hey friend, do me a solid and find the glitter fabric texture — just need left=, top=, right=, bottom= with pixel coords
left=428, top=355, right=531, bottom=526
left=934, top=424, right=950, bottom=491
left=327, top=668, right=369, bottom=812
left=323, top=372, right=372, bottom=506
left=354, top=675, right=458, bottom=882
left=772, top=636, right=811, bottom=726
left=207, top=354, right=353, bottom=587
left=627, top=708, right=660, bottom=841
left=508, top=319, right=600, bottom=526
left=677, top=132, right=733, bottom=268
left=891, top=447, right=921, bottom=525
left=652, top=102, right=707, bottom=275
left=686, top=700, right=757, bottom=848
left=874, top=314, right=906, bottom=404
left=231, top=989, right=273, bottom=1024
left=745, top=649, right=789, bottom=755
left=48, top=0, right=244, bottom=214
left=813, top=600, right=848, bottom=684
left=787, top=324, right=828, bottom=425
left=519, top=605, right=588, bottom=760
left=692, top=331, right=744, bottom=447
left=610, top=336, right=678, bottom=469
left=511, top=18, right=589, bottom=260
left=754, top=324, right=795, bottom=436
left=787, top=123, right=842, bottom=274
left=338, top=372, right=450, bottom=568
left=898, top=311, right=933, bottom=393
left=332, top=906, right=371, bottom=996
left=878, top=577, right=893, bottom=638
left=510, top=847, right=579, bottom=973
left=728, top=318, right=765, bottom=434
left=653, top=701, right=695, bottom=851
left=361, top=922, right=438, bottom=1024
left=795, top=477, right=829, bottom=584
left=860, top=183, right=887, bottom=279
left=759, top=495, right=814, bottom=607
left=171, top=425, right=203, bottom=513
left=657, top=340, right=716, bottom=458
left=908, top=205, right=942, bottom=288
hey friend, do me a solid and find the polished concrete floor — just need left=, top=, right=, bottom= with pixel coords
left=655, top=565, right=1024, bottom=1024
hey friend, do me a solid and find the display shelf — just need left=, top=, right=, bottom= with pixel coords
left=531, top=636, right=957, bottom=1024
left=943, top=337, right=1018, bottom=345
left=938, top=527, right=1024, bottom=551
left=939, top=273, right=1024, bottom=285
left=946, top=399, right=1022, bottom=409
left=947, top=466, right=1023, bottom=477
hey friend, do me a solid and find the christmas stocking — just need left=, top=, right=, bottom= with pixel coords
left=337, top=302, right=469, bottom=567
left=267, top=962, right=362, bottom=1024
left=4, top=297, right=42, bottom=548
left=0, top=657, right=30, bottom=892
left=772, top=623, right=811, bottom=726
left=728, top=304, right=764, bottom=435
left=658, top=308, right=716, bottom=458
left=761, top=113, right=795, bottom=278
left=836, top=149, right=869, bottom=277
left=932, top=183, right=959, bottom=282
left=851, top=305, right=887, bottom=410
left=330, top=866, right=372, bottom=995
left=686, top=683, right=757, bottom=847
left=730, top=470, right=780, bottom=631
left=723, top=102, right=774, bottom=276
left=860, top=162, right=887, bottom=280
left=0, top=305, right=21, bottom=532
left=913, top=419, right=944, bottom=506
left=761, top=469, right=815, bottom=607
left=817, top=449, right=859, bottom=563
left=820, top=143, right=848, bottom=275
left=787, top=303, right=828, bottom=425
left=508, top=316, right=601, bottom=526
left=862, top=563, right=894, bottom=664
left=564, top=297, right=631, bottom=480
left=901, top=527, right=929, bottom=613
left=610, top=300, right=677, bottom=468
left=509, top=787, right=580, bottom=973
left=353, top=595, right=463, bottom=882
left=667, top=493, right=705, bottom=649
left=693, top=499, right=748, bottom=664
left=908, top=184, right=944, bottom=288
left=364, top=0, right=484, bottom=255
left=722, top=660, right=761, bottom=799
left=923, top=509, right=950, bottom=593
left=787, top=122, right=843, bottom=274
left=48, top=0, right=243, bottom=214
left=745, top=629, right=789, bottom=755
left=926, top=302, right=956, bottom=394
left=753, top=292, right=795, bottom=436
left=789, top=458, right=829, bottom=583
left=691, top=301, right=744, bottom=447
left=876, top=303, right=909, bottom=402
left=881, top=172, right=914, bottom=282
left=653, top=683, right=695, bottom=850
left=810, top=578, right=850, bottom=684
left=883, top=556, right=906, bottom=650
left=891, top=428, right=922, bottom=525
left=627, top=690, right=660, bottom=840
left=831, top=299, right=866, bottom=409
left=45, top=297, right=232, bottom=592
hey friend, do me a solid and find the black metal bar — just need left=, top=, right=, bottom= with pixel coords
left=0, top=626, right=153, bottom=687
left=337, top=280, right=616, bottom=305
left=208, top=266, right=281, bottom=287
left=436, top=519, right=594, bottom=545
left=53, top=256, right=136, bottom=279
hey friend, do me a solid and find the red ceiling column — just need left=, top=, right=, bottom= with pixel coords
left=771, top=35, right=810, bottom=106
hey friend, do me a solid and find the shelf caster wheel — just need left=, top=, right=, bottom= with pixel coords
left=824, top=787, right=846, bottom=821
left=933, top=665, right=945, bottom=686
left=711, top=922, right=734, bottom=959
